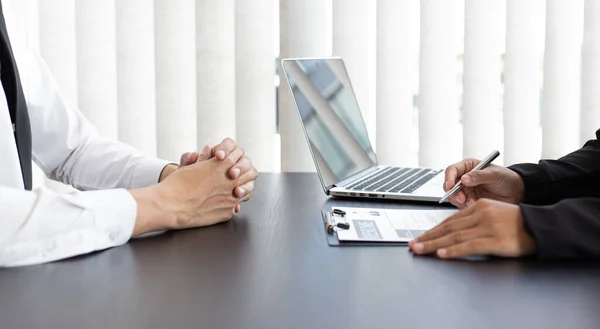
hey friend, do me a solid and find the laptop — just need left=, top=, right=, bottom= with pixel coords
left=281, top=57, right=445, bottom=202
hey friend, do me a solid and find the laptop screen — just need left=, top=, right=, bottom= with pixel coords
left=282, top=58, right=377, bottom=189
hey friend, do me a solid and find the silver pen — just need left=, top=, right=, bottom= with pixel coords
left=438, top=150, right=500, bottom=204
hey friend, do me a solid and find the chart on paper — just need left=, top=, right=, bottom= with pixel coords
left=334, top=207, right=458, bottom=242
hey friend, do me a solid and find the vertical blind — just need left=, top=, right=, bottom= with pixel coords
left=7, top=0, right=600, bottom=189
left=503, top=0, right=545, bottom=165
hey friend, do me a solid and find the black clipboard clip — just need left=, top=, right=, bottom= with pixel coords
left=323, top=208, right=350, bottom=233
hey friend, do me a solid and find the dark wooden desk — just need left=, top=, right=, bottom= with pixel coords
left=1, top=173, right=599, bottom=329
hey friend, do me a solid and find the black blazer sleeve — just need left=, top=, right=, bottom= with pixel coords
left=508, top=129, right=600, bottom=205
left=507, top=129, right=600, bottom=259
left=519, top=198, right=600, bottom=259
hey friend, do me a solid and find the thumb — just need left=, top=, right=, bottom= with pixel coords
left=197, top=145, right=212, bottom=162
left=180, top=152, right=199, bottom=166
left=186, top=152, right=199, bottom=165
left=461, top=168, right=497, bottom=187
left=180, top=152, right=192, bottom=166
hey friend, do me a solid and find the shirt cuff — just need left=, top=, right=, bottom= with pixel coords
left=72, top=189, right=138, bottom=248
left=0, top=188, right=137, bottom=267
left=129, top=157, right=172, bottom=189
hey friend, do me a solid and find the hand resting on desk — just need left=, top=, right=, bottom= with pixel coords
left=409, top=158, right=536, bottom=259
left=176, top=139, right=256, bottom=213
left=130, top=138, right=259, bottom=237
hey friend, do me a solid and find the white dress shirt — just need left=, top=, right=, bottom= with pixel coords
left=0, top=2, right=170, bottom=267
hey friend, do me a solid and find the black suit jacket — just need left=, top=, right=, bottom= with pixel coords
left=510, top=129, right=600, bottom=259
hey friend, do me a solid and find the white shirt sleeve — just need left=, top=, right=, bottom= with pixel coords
left=0, top=6, right=172, bottom=267
left=0, top=187, right=136, bottom=267
left=19, top=47, right=171, bottom=191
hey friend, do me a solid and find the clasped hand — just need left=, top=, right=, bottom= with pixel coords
left=131, top=138, right=258, bottom=236
left=177, top=138, right=255, bottom=213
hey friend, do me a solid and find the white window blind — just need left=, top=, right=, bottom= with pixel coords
left=332, top=0, right=376, bottom=148
left=116, top=0, right=156, bottom=156
left=7, top=0, right=599, bottom=188
left=462, top=0, right=504, bottom=162
left=418, top=0, right=462, bottom=168
left=154, top=0, right=197, bottom=163
left=278, top=0, right=331, bottom=172
left=76, top=0, right=119, bottom=141
left=503, top=0, right=545, bottom=165
left=541, top=0, right=584, bottom=159
left=376, top=0, right=419, bottom=167
left=235, top=0, right=276, bottom=171
left=581, top=0, right=600, bottom=143
left=196, top=0, right=236, bottom=155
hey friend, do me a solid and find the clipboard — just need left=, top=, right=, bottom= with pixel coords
left=321, top=206, right=458, bottom=247
left=321, top=208, right=406, bottom=246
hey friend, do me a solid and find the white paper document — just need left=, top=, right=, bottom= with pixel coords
left=333, top=207, right=458, bottom=243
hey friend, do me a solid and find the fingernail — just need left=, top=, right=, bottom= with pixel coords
left=437, top=249, right=447, bottom=258
left=413, top=243, right=424, bottom=253
left=238, top=187, right=246, bottom=197
left=232, top=168, right=241, bottom=178
left=462, top=175, right=472, bottom=185
left=217, top=150, right=226, bottom=159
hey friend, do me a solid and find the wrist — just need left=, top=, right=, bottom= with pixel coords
left=158, top=164, right=178, bottom=183
left=517, top=210, right=537, bottom=256
left=513, top=173, right=526, bottom=203
left=130, top=185, right=177, bottom=237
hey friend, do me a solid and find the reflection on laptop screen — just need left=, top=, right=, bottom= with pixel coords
left=283, top=58, right=377, bottom=188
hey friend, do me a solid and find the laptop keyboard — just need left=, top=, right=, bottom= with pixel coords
left=346, top=167, right=442, bottom=194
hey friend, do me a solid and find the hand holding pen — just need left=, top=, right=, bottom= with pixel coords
left=440, top=150, right=526, bottom=209
left=411, top=151, right=536, bottom=259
